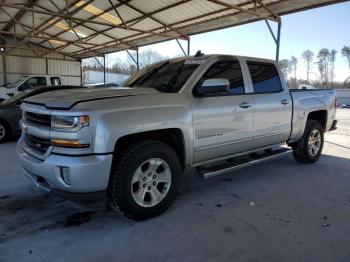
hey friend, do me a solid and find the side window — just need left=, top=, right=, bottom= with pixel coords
left=247, top=62, right=282, bottom=93
left=24, top=77, right=47, bottom=90
left=196, top=61, right=245, bottom=96
left=50, top=77, right=61, bottom=85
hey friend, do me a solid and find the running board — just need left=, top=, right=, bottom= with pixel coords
left=199, top=147, right=292, bottom=179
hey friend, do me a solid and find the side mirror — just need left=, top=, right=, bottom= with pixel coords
left=197, top=78, right=230, bottom=95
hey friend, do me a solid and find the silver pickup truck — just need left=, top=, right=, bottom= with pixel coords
left=17, top=54, right=337, bottom=220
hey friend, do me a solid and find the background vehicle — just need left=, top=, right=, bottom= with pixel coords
left=0, top=75, right=63, bottom=101
left=0, top=85, right=82, bottom=143
left=0, top=82, right=10, bottom=88
left=17, top=54, right=337, bottom=221
left=85, top=83, right=119, bottom=88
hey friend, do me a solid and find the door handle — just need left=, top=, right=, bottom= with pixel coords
left=281, top=99, right=289, bottom=105
left=239, top=102, right=251, bottom=109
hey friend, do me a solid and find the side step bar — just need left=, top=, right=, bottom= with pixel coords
left=199, top=147, right=292, bottom=179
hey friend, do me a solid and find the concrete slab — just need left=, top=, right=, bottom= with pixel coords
left=0, top=109, right=349, bottom=262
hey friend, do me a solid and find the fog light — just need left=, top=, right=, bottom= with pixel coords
left=60, top=166, right=71, bottom=185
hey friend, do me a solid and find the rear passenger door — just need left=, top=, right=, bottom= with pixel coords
left=246, top=61, right=292, bottom=148
left=50, top=77, right=61, bottom=86
left=192, top=59, right=254, bottom=163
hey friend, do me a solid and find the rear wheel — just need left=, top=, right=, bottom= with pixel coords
left=292, top=120, right=324, bottom=164
left=109, top=140, right=182, bottom=221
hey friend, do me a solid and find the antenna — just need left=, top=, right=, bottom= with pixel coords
left=194, top=50, right=204, bottom=57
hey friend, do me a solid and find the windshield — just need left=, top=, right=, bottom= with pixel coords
left=123, top=59, right=200, bottom=93
left=6, top=76, right=28, bottom=89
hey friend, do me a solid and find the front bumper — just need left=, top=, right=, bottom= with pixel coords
left=16, top=138, right=113, bottom=194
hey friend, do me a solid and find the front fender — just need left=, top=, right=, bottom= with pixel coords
left=89, top=94, right=194, bottom=164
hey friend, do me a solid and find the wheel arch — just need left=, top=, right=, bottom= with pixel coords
left=0, top=118, right=12, bottom=132
left=112, top=128, right=186, bottom=171
left=307, top=110, right=327, bottom=129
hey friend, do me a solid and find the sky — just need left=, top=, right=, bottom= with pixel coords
left=106, top=1, right=350, bottom=81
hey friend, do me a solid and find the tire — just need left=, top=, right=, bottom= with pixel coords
left=292, top=120, right=324, bottom=164
left=0, top=120, right=10, bottom=143
left=109, top=140, right=182, bottom=221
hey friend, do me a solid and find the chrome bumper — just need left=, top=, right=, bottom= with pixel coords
left=16, top=138, right=113, bottom=194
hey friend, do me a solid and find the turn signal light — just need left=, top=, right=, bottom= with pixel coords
left=51, top=139, right=90, bottom=149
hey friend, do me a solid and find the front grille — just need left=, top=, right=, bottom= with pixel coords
left=25, top=134, right=51, bottom=153
left=24, top=111, right=51, bottom=127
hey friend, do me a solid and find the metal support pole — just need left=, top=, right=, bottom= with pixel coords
left=136, top=49, right=139, bottom=71
left=276, top=21, right=281, bottom=62
left=264, top=20, right=277, bottom=44
left=264, top=19, right=282, bottom=62
left=103, top=54, right=106, bottom=85
left=126, top=49, right=138, bottom=70
left=176, top=39, right=187, bottom=56
left=187, top=37, right=190, bottom=56
left=79, top=59, right=83, bottom=86
left=1, top=41, right=7, bottom=84
left=45, top=58, right=48, bottom=75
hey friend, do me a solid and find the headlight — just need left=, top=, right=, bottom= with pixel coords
left=51, top=115, right=89, bottom=131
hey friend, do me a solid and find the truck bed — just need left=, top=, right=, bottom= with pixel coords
left=289, top=88, right=337, bottom=142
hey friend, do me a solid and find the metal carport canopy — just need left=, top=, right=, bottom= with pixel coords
left=0, top=0, right=347, bottom=60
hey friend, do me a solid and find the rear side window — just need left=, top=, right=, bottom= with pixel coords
left=50, top=77, right=61, bottom=85
left=247, top=62, right=282, bottom=93
left=199, top=60, right=245, bottom=96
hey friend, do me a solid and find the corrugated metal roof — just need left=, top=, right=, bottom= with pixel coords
left=0, top=0, right=347, bottom=59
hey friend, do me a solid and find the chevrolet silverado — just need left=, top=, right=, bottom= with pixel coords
left=16, top=54, right=337, bottom=220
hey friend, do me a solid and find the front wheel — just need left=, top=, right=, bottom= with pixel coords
left=292, top=120, right=324, bottom=164
left=0, top=121, right=10, bottom=143
left=109, top=140, right=182, bottom=221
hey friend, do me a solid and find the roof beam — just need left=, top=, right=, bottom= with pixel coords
left=0, top=2, right=176, bottom=37
left=107, top=0, right=127, bottom=28
left=35, top=0, right=137, bottom=51
left=206, top=0, right=279, bottom=21
left=256, top=0, right=280, bottom=21
left=70, top=0, right=279, bottom=58
left=0, top=5, right=94, bottom=54
left=0, top=41, right=77, bottom=60
left=1, top=0, right=37, bottom=31
left=124, top=2, right=189, bottom=39
left=8, top=0, right=83, bottom=49
left=0, top=30, right=113, bottom=48
left=125, top=0, right=192, bottom=28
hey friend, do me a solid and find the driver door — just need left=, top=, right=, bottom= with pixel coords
left=192, top=60, right=254, bottom=163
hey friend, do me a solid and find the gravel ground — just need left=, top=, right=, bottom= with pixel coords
left=0, top=109, right=349, bottom=262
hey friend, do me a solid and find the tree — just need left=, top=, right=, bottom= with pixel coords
left=330, top=49, right=337, bottom=88
left=138, top=48, right=166, bottom=68
left=301, top=50, right=314, bottom=84
left=317, top=48, right=330, bottom=87
left=290, top=56, right=298, bottom=88
left=279, top=59, right=291, bottom=79
left=341, top=46, right=350, bottom=71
